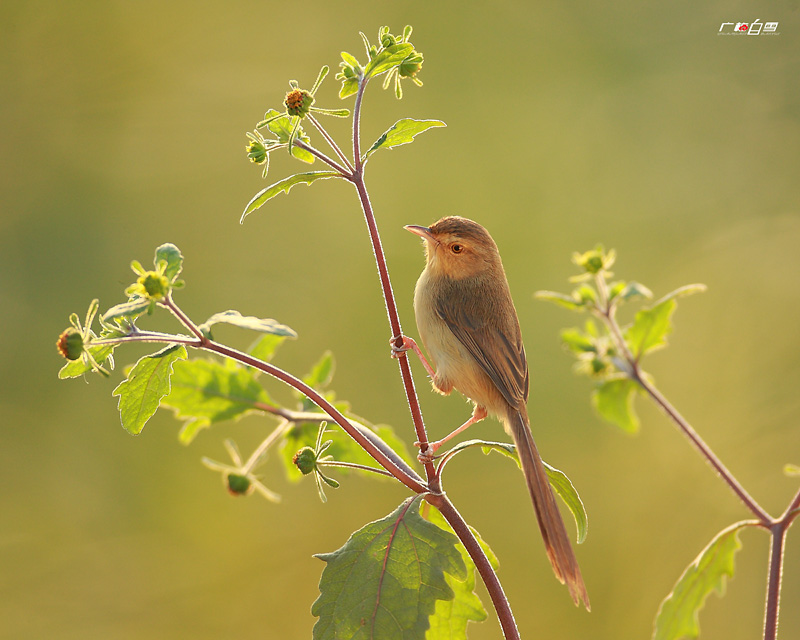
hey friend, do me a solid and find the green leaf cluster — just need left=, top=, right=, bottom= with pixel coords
left=537, top=248, right=705, bottom=433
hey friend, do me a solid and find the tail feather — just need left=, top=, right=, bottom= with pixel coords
left=508, top=409, right=590, bottom=610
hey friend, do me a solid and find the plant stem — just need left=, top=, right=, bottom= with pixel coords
left=307, top=114, right=355, bottom=174
left=293, top=140, right=353, bottom=178
left=431, top=494, right=520, bottom=640
left=593, top=283, right=772, bottom=524
left=633, top=373, right=771, bottom=523
left=350, top=77, right=436, bottom=484
left=764, top=523, right=786, bottom=640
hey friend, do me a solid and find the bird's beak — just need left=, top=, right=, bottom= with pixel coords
left=404, top=224, right=436, bottom=244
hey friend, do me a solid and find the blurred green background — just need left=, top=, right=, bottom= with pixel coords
left=3, top=1, right=799, bottom=638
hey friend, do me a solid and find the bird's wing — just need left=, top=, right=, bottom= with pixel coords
left=435, top=288, right=529, bottom=408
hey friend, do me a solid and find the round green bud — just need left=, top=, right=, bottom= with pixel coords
left=293, top=447, right=317, bottom=475
left=227, top=473, right=252, bottom=495
left=56, top=327, right=84, bottom=360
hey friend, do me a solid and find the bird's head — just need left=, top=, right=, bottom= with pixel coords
left=405, top=216, right=501, bottom=279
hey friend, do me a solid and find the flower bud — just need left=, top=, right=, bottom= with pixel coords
left=293, top=447, right=317, bottom=475
left=138, top=271, right=169, bottom=300
left=227, top=473, right=252, bottom=496
left=399, top=53, right=423, bottom=78
left=56, top=327, right=84, bottom=360
left=246, top=137, right=267, bottom=164
left=284, top=89, right=314, bottom=118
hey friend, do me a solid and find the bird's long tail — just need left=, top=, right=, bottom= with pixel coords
left=507, top=409, right=590, bottom=610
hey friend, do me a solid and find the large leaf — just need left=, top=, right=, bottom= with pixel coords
left=312, top=496, right=466, bottom=640
left=101, top=298, right=151, bottom=323
left=423, top=505, right=497, bottom=639
left=247, top=334, right=287, bottom=364
left=112, top=345, right=187, bottom=435
left=364, top=43, right=413, bottom=78
left=364, top=119, right=446, bottom=161
left=199, top=310, right=297, bottom=338
left=592, top=377, right=640, bottom=433
left=161, top=358, right=276, bottom=444
left=440, top=439, right=588, bottom=544
left=653, top=521, right=755, bottom=640
left=240, top=171, right=342, bottom=222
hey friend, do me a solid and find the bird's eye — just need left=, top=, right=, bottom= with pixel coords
left=451, top=244, right=463, bottom=254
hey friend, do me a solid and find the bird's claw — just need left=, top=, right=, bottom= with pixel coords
left=390, top=335, right=416, bottom=359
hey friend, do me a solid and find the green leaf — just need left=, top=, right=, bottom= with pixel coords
left=240, top=171, right=342, bottom=222
left=303, top=350, right=335, bottom=390
left=154, top=243, right=183, bottom=281
left=261, top=109, right=315, bottom=163
left=339, top=77, right=359, bottom=99
left=58, top=342, right=117, bottom=379
left=625, top=284, right=705, bottom=359
left=653, top=521, right=755, bottom=640
left=161, top=358, right=275, bottom=444
left=247, top=334, right=287, bottom=364
left=312, top=496, right=466, bottom=640
left=364, top=43, right=414, bottom=78
left=101, top=298, right=151, bottom=323
left=364, top=119, right=446, bottom=161
left=625, top=299, right=676, bottom=359
left=199, top=310, right=297, bottom=337
left=423, top=505, right=496, bottom=639
left=440, top=439, right=588, bottom=543
left=535, top=290, right=586, bottom=311
left=545, top=463, right=589, bottom=544
left=560, top=328, right=596, bottom=354
left=340, top=51, right=361, bottom=70
left=592, top=378, right=639, bottom=433
left=112, top=345, right=187, bottom=435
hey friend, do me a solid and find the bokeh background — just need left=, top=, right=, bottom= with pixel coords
left=2, top=1, right=799, bottom=638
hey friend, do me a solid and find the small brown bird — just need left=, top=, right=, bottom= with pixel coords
left=403, top=215, right=589, bottom=609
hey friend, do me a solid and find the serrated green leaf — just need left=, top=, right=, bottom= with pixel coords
left=592, top=378, right=639, bottom=433
left=364, top=119, right=446, bottom=161
left=101, top=298, right=151, bottom=323
left=423, top=505, right=496, bottom=639
left=154, top=243, right=183, bottom=281
left=241, top=171, right=342, bottom=222
left=625, top=299, right=676, bottom=359
left=364, top=43, right=414, bottom=78
left=440, top=439, right=588, bottom=543
left=534, top=290, right=586, bottom=311
left=247, top=334, right=287, bottom=364
left=112, top=345, right=187, bottom=435
left=312, top=496, right=466, bottom=640
left=625, top=285, right=704, bottom=359
left=653, top=521, right=754, bottom=640
left=161, top=358, right=275, bottom=444
left=199, top=310, right=297, bottom=337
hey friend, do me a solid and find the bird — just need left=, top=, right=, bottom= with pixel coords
left=401, top=215, right=589, bottom=609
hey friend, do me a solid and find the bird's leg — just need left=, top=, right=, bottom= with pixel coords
left=416, top=406, right=488, bottom=463
left=390, top=335, right=436, bottom=379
